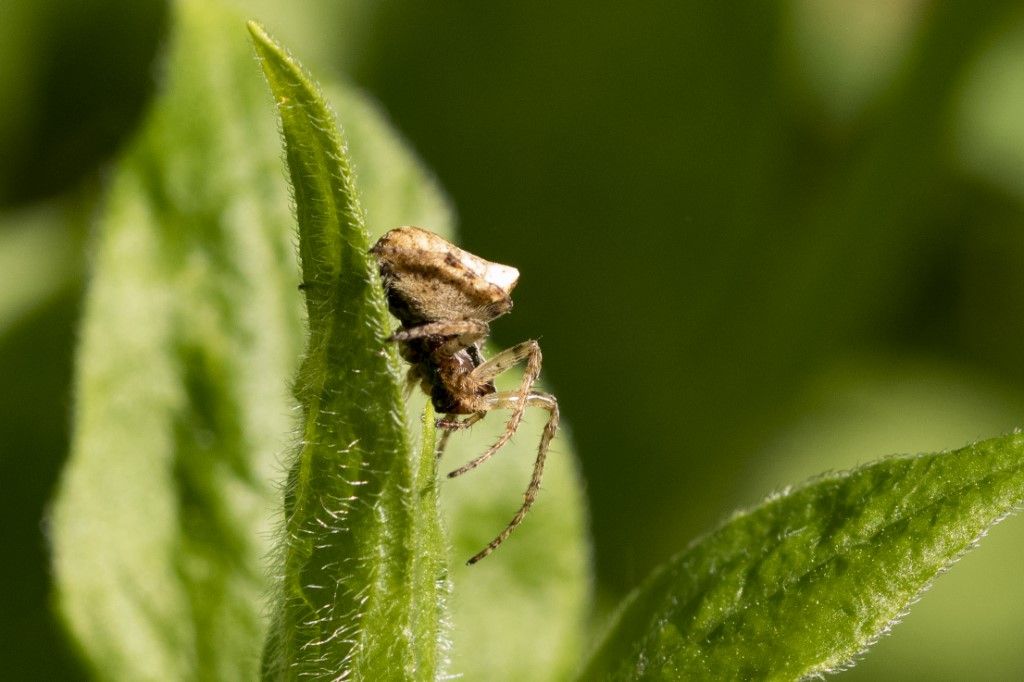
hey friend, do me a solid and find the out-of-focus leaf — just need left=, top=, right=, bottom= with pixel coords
left=954, top=14, right=1024, bottom=201
left=440, top=397, right=591, bottom=681
left=582, top=432, right=1024, bottom=680
left=788, top=0, right=925, bottom=124
left=250, top=22, right=447, bottom=680
left=51, top=1, right=302, bottom=677
left=0, top=201, right=81, bottom=334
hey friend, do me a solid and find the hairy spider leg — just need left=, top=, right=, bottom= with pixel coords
left=466, top=390, right=559, bottom=565
left=448, top=340, right=541, bottom=478
left=435, top=412, right=486, bottom=461
left=389, top=319, right=489, bottom=353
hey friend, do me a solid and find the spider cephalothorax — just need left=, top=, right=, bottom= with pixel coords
left=371, top=226, right=559, bottom=564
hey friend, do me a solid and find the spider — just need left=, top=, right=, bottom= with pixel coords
left=370, top=226, right=559, bottom=565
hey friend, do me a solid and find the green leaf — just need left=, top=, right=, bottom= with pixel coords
left=582, top=432, right=1024, bottom=680
left=248, top=22, right=447, bottom=680
left=741, top=359, right=1024, bottom=680
left=51, top=0, right=302, bottom=678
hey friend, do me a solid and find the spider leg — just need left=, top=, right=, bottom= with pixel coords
left=470, top=339, right=538, bottom=383
left=435, top=412, right=485, bottom=461
left=389, top=319, right=488, bottom=353
left=447, top=340, right=541, bottom=478
left=464, top=390, right=559, bottom=565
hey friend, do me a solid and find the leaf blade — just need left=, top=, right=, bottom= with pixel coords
left=582, top=432, right=1024, bottom=680
left=248, top=22, right=447, bottom=680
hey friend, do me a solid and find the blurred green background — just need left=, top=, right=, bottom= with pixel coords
left=3, top=0, right=1024, bottom=678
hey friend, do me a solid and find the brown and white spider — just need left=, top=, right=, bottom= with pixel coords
left=371, top=226, right=559, bottom=565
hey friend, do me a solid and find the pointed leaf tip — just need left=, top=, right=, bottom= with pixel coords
left=250, top=20, right=448, bottom=680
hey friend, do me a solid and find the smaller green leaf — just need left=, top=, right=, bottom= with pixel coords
left=582, top=432, right=1024, bottom=680
left=249, top=21, right=447, bottom=680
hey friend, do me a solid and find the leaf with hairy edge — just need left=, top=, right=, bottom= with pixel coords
left=582, top=432, right=1024, bottom=680
left=249, top=22, right=447, bottom=680
left=51, top=1, right=302, bottom=678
